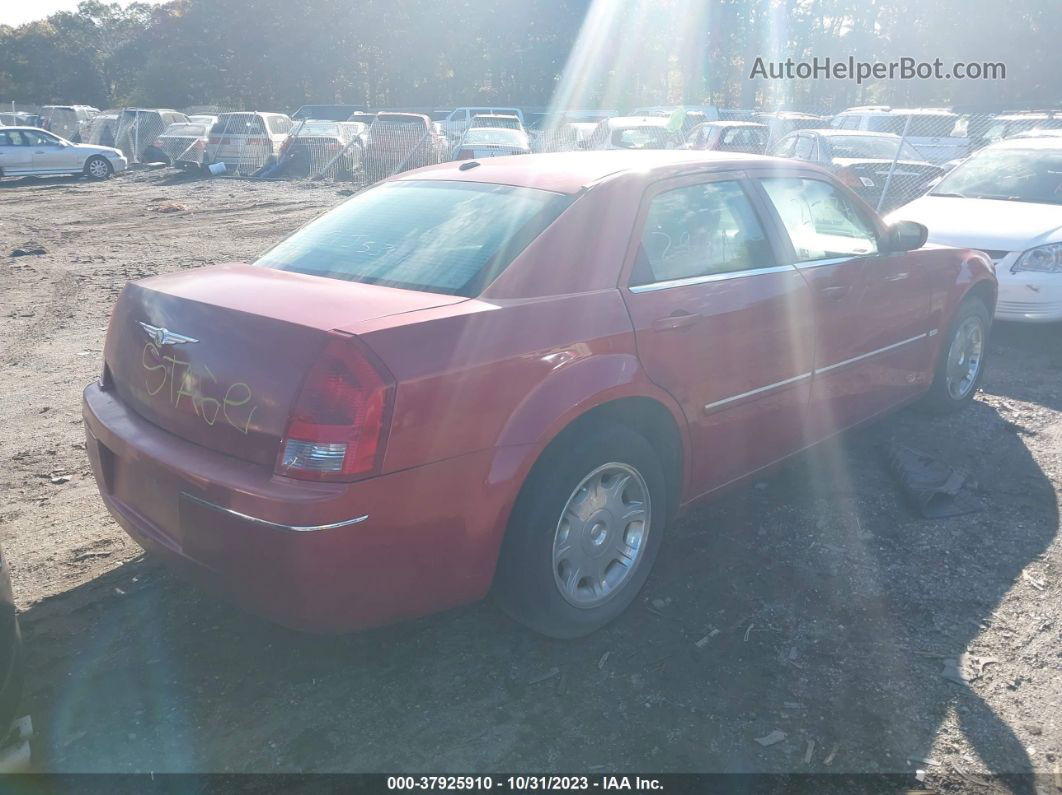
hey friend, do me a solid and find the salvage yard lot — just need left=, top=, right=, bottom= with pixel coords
left=1, top=169, right=1060, bottom=784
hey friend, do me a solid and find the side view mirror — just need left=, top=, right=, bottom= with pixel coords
left=885, top=220, right=928, bottom=252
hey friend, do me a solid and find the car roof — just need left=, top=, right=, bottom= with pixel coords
left=398, top=150, right=796, bottom=194
left=606, top=116, right=673, bottom=127
left=701, top=121, right=766, bottom=128
left=1, top=126, right=52, bottom=133
left=813, top=129, right=901, bottom=138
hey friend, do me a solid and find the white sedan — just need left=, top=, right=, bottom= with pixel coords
left=888, top=137, right=1062, bottom=323
left=0, top=126, right=127, bottom=180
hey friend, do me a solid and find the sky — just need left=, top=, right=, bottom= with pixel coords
left=0, top=0, right=162, bottom=27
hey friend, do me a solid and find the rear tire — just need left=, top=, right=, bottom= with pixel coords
left=922, top=296, right=991, bottom=413
left=84, top=156, right=112, bottom=180
left=494, top=422, right=668, bottom=638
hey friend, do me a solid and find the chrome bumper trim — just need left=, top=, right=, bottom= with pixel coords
left=182, top=493, right=368, bottom=533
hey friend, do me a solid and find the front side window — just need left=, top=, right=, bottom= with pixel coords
left=793, top=136, right=816, bottom=160
left=256, top=180, right=573, bottom=296
left=632, top=180, right=774, bottom=285
left=760, top=177, right=879, bottom=261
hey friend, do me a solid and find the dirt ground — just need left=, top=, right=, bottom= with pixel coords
left=1, top=168, right=1060, bottom=789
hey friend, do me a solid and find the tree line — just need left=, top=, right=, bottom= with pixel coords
left=0, top=0, right=1057, bottom=114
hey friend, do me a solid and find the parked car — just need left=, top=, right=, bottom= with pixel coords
left=113, top=109, right=191, bottom=163
left=186, top=114, right=218, bottom=128
left=84, top=151, right=995, bottom=638
left=830, top=107, right=969, bottom=164
left=37, top=105, right=99, bottom=142
left=751, top=111, right=827, bottom=145
left=769, top=129, right=945, bottom=211
left=585, top=117, right=681, bottom=150
left=278, top=120, right=367, bottom=178
left=453, top=126, right=531, bottom=159
left=363, top=112, right=446, bottom=181
left=468, top=113, right=524, bottom=131
left=682, top=121, right=768, bottom=154
left=204, top=112, right=294, bottom=175
left=889, top=136, right=1062, bottom=322
left=438, top=106, right=525, bottom=139
left=0, top=127, right=127, bottom=179
left=142, top=121, right=211, bottom=167
left=291, top=104, right=366, bottom=121
left=0, top=543, right=22, bottom=733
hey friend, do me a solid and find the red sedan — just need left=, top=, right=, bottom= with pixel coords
left=83, top=151, right=996, bottom=638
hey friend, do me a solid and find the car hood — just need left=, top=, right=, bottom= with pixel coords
left=73, top=143, right=124, bottom=158
left=887, top=195, right=1062, bottom=250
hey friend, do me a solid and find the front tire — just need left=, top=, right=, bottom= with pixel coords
left=84, top=156, right=113, bottom=180
left=923, top=296, right=991, bottom=413
left=495, top=422, right=668, bottom=638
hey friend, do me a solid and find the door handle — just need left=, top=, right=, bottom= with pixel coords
left=820, top=285, right=850, bottom=300
left=652, top=311, right=701, bottom=331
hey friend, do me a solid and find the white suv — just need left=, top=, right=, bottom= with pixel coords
left=830, top=106, right=969, bottom=164
left=438, top=107, right=525, bottom=140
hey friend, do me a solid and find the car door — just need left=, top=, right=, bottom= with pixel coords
left=755, top=174, right=932, bottom=438
left=0, top=131, right=33, bottom=174
left=26, top=130, right=77, bottom=172
left=621, top=173, right=817, bottom=498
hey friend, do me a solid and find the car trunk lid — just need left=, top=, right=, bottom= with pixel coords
left=104, top=263, right=464, bottom=467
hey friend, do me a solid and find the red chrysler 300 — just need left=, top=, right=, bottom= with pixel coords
left=83, top=151, right=996, bottom=637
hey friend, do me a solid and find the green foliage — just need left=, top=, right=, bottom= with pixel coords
left=0, top=0, right=1055, bottom=111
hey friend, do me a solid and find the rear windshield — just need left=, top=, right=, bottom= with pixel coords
left=163, top=123, right=206, bottom=136
left=825, top=135, right=923, bottom=161
left=611, top=126, right=672, bottom=149
left=255, top=180, right=573, bottom=296
left=867, top=114, right=958, bottom=137
left=463, top=128, right=527, bottom=146
left=211, top=114, right=266, bottom=135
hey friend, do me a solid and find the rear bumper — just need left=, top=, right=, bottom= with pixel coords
left=83, top=382, right=523, bottom=633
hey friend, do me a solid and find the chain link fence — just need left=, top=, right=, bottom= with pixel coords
left=11, top=100, right=1062, bottom=214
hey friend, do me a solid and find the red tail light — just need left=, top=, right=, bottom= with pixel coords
left=278, top=135, right=292, bottom=156
left=192, top=139, right=205, bottom=151
left=277, top=334, right=394, bottom=482
left=209, top=136, right=221, bottom=145
left=837, top=167, right=862, bottom=189
left=248, top=137, right=268, bottom=146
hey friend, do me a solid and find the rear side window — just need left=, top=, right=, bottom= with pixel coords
left=632, top=180, right=773, bottom=285
left=256, top=181, right=573, bottom=296
left=760, top=177, right=878, bottom=261
left=212, top=115, right=266, bottom=135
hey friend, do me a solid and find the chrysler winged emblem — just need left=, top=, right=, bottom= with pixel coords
left=138, top=321, right=199, bottom=347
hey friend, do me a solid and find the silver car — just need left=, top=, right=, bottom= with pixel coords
left=0, top=127, right=127, bottom=179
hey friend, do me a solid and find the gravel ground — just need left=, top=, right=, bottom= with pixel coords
left=0, top=168, right=1060, bottom=789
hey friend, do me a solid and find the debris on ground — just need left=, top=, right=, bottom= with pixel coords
left=804, top=739, right=816, bottom=764
left=597, top=651, right=610, bottom=669
left=885, top=443, right=982, bottom=518
left=150, top=202, right=188, bottom=213
left=10, top=245, right=46, bottom=257
left=0, top=716, right=33, bottom=773
left=942, top=654, right=999, bottom=686
left=755, top=730, right=786, bottom=747
left=824, top=744, right=839, bottom=765
left=529, top=667, right=560, bottom=685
